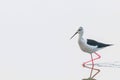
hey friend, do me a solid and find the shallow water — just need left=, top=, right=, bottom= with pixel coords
left=80, top=62, right=120, bottom=80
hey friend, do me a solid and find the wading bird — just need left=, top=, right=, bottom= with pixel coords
left=70, top=27, right=112, bottom=79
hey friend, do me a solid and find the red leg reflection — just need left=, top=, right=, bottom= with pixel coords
left=82, top=52, right=101, bottom=79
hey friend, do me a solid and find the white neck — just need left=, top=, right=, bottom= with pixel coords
left=78, top=30, right=83, bottom=39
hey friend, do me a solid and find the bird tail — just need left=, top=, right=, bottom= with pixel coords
left=108, top=44, right=114, bottom=46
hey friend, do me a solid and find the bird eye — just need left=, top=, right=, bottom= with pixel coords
left=79, top=29, right=82, bottom=31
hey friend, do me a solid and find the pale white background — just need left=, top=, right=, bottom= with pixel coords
left=0, top=0, right=120, bottom=80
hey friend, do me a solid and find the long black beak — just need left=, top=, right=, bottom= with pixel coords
left=70, top=31, right=78, bottom=39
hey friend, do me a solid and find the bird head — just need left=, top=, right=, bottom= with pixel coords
left=70, top=26, right=83, bottom=39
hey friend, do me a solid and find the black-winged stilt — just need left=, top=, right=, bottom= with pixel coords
left=70, top=27, right=112, bottom=79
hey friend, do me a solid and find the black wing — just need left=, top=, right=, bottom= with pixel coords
left=87, top=39, right=112, bottom=48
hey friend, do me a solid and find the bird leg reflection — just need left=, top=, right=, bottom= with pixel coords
left=82, top=52, right=101, bottom=79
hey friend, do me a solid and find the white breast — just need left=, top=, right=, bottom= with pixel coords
left=78, top=38, right=98, bottom=53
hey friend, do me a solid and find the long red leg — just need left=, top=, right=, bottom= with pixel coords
left=90, top=53, right=94, bottom=78
left=82, top=52, right=101, bottom=79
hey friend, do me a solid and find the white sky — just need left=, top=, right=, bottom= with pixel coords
left=0, top=0, right=120, bottom=80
